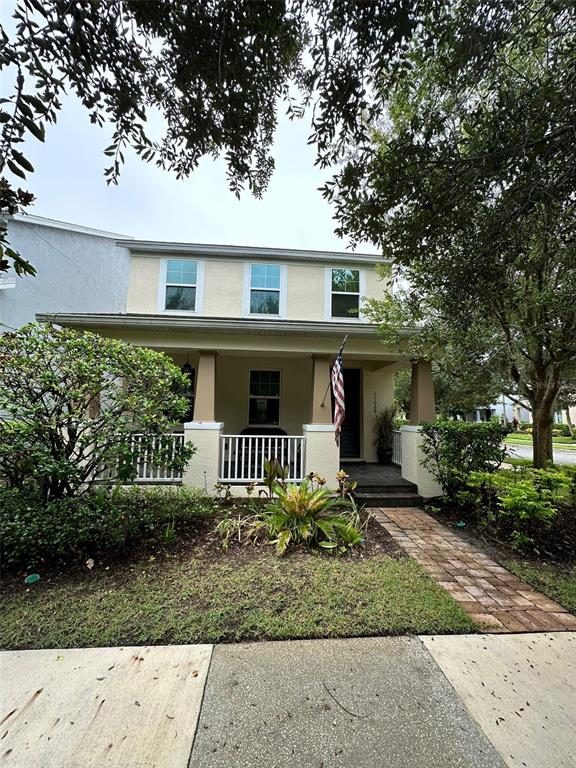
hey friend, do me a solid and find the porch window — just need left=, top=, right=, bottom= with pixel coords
left=249, top=264, right=281, bottom=315
left=331, top=268, right=360, bottom=318
left=165, top=259, right=197, bottom=311
left=249, top=370, right=280, bottom=425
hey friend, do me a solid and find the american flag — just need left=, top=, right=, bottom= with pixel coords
left=331, top=351, right=345, bottom=446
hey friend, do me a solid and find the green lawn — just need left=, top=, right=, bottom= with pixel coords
left=0, top=550, right=476, bottom=650
left=506, top=433, right=576, bottom=450
left=507, top=561, right=576, bottom=614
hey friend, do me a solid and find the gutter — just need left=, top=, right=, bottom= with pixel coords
left=36, top=312, right=414, bottom=339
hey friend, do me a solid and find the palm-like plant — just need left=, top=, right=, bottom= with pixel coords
left=264, top=479, right=361, bottom=554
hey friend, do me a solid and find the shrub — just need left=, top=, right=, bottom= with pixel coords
left=0, top=323, right=195, bottom=501
left=467, top=466, right=575, bottom=552
left=0, top=486, right=218, bottom=569
left=216, top=475, right=364, bottom=555
left=420, top=421, right=508, bottom=501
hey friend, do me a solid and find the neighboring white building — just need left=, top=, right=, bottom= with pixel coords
left=492, top=395, right=566, bottom=426
left=0, top=214, right=133, bottom=330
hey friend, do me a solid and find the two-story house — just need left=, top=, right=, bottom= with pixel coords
left=39, top=239, right=439, bottom=496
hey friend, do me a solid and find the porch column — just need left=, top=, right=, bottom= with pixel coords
left=182, top=351, right=222, bottom=494
left=304, top=355, right=339, bottom=489
left=311, top=356, right=333, bottom=424
left=409, top=359, right=436, bottom=425
left=401, top=359, right=440, bottom=497
left=194, top=352, right=217, bottom=421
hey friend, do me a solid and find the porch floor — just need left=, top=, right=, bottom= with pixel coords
left=341, top=462, right=408, bottom=488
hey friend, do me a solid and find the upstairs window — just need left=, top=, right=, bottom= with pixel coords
left=331, top=268, right=360, bottom=318
left=249, top=264, right=281, bottom=315
left=165, top=259, right=197, bottom=311
left=249, top=370, right=280, bottom=424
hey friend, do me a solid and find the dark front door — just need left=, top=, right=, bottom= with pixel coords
left=340, top=368, right=361, bottom=459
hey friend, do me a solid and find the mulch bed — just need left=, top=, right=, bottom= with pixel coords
left=1, top=510, right=402, bottom=592
left=425, top=500, right=576, bottom=568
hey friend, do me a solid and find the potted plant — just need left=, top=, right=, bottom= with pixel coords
left=374, top=405, right=397, bottom=464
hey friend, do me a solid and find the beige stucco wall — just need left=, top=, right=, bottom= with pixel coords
left=126, top=255, right=390, bottom=320
left=215, top=355, right=313, bottom=434
left=286, top=264, right=324, bottom=321
left=364, top=267, right=389, bottom=307
left=183, top=422, right=223, bottom=492
left=203, top=260, right=244, bottom=317
left=303, top=425, right=340, bottom=489
left=361, top=366, right=395, bottom=462
left=127, top=256, right=160, bottom=313
left=400, top=426, right=442, bottom=498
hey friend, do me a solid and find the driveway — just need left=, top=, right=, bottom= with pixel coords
left=2, top=634, right=575, bottom=768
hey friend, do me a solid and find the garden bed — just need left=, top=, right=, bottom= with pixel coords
left=0, top=512, right=476, bottom=650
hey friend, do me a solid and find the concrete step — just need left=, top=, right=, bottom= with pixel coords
left=354, top=483, right=418, bottom=495
left=356, top=492, right=424, bottom=508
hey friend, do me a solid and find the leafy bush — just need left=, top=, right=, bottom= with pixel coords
left=466, top=466, right=575, bottom=551
left=0, top=486, right=218, bottom=569
left=216, top=475, right=364, bottom=555
left=0, top=323, right=195, bottom=500
left=420, top=421, right=508, bottom=501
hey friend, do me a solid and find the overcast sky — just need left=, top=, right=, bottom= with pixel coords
left=2, top=0, right=378, bottom=255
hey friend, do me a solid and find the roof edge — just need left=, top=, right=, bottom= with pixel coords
left=36, top=312, right=413, bottom=339
left=9, top=213, right=133, bottom=240
left=121, top=240, right=387, bottom=265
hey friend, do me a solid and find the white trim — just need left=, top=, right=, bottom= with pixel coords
left=303, top=424, right=336, bottom=432
left=157, top=257, right=205, bottom=316
left=183, top=421, right=224, bottom=430
left=400, top=425, right=422, bottom=432
left=242, top=262, right=287, bottom=319
left=324, top=267, right=368, bottom=322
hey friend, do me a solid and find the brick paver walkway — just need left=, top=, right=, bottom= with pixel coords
left=373, top=507, right=576, bottom=633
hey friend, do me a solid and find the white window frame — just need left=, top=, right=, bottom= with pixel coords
left=243, top=262, right=287, bottom=319
left=324, top=267, right=366, bottom=321
left=247, top=368, right=282, bottom=426
left=157, top=257, right=205, bottom=315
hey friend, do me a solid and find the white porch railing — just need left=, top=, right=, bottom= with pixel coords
left=132, top=433, right=185, bottom=483
left=219, top=435, right=305, bottom=483
left=392, top=429, right=402, bottom=466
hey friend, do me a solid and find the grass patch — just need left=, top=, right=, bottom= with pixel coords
left=506, top=433, right=576, bottom=449
left=506, top=560, right=576, bottom=614
left=0, top=549, right=476, bottom=650
left=504, top=457, right=534, bottom=467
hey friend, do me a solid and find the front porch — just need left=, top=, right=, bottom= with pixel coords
left=42, top=311, right=440, bottom=497
left=176, top=348, right=440, bottom=497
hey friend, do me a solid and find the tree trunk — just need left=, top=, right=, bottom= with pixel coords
left=531, top=402, right=555, bottom=468
left=565, top=408, right=575, bottom=439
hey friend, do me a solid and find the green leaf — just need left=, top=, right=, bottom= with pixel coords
left=7, top=160, right=26, bottom=179
left=12, top=150, right=34, bottom=173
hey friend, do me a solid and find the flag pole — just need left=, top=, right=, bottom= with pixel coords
left=320, top=335, right=348, bottom=408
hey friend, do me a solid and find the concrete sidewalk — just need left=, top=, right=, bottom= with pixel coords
left=1, top=634, right=575, bottom=768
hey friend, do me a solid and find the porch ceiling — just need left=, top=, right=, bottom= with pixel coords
left=37, top=312, right=414, bottom=362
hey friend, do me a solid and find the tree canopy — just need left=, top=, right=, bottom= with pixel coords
left=338, top=1, right=576, bottom=467
left=0, top=323, right=195, bottom=499
left=0, top=0, right=539, bottom=274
